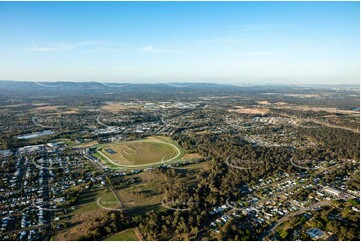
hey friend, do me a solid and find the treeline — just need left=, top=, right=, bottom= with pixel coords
left=110, top=176, right=142, bottom=189
left=77, top=210, right=130, bottom=240
left=297, top=126, right=360, bottom=160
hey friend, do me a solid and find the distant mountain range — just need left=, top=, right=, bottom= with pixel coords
left=0, top=80, right=358, bottom=92
left=0, top=80, right=359, bottom=102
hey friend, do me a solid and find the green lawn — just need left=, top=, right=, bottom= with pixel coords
left=103, top=228, right=138, bottom=241
left=50, top=138, right=75, bottom=145
left=71, top=188, right=119, bottom=214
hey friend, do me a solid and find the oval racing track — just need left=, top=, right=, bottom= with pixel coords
left=96, top=139, right=183, bottom=169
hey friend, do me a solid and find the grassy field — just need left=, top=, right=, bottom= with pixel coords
left=73, top=140, right=99, bottom=148
left=115, top=160, right=209, bottom=215
left=103, top=228, right=138, bottom=241
left=70, top=187, right=121, bottom=214
left=54, top=160, right=209, bottom=240
left=181, top=153, right=202, bottom=161
left=116, top=170, right=165, bottom=215
left=96, top=136, right=185, bottom=168
left=50, top=138, right=75, bottom=145
left=179, top=161, right=209, bottom=188
left=94, top=152, right=122, bottom=169
left=54, top=187, right=121, bottom=241
left=54, top=189, right=121, bottom=238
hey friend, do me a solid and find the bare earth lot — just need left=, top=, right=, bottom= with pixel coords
left=228, top=106, right=270, bottom=115
left=100, top=102, right=139, bottom=112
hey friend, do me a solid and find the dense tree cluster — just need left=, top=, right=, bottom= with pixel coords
left=77, top=210, right=129, bottom=240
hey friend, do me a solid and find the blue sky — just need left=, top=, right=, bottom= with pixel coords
left=0, top=1, right=359, bottom=84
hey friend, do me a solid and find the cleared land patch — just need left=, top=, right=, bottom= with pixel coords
left=100, top=102, right=139, bottom=112
left=228, top=106, right=270, bottom=115
left=256, top=100, right=270, bottom=105
left=181, top=153, right=202, bottom=160
left=274, top=105, right=359, bottom=115
left=33, top=105, right=79, bottom=114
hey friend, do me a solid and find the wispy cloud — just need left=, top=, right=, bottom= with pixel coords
left=25, top=39, right=105, bottom=52
left=26, top=40, right=175, bottom=54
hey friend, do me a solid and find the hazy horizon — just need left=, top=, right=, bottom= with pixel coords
left=0, top=79, right=359, bottom=87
